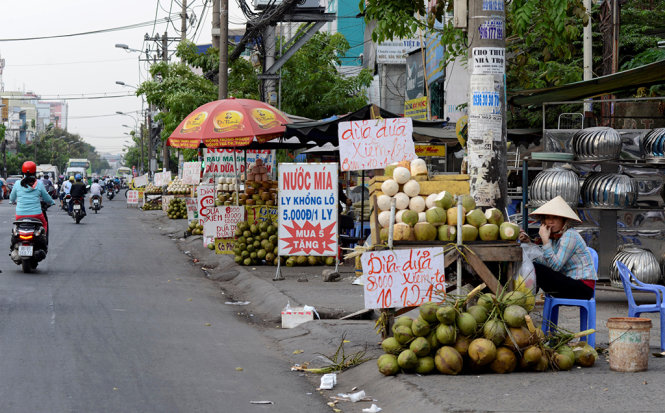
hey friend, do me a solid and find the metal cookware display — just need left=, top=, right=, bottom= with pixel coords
left=529, top=167, right=579, bottom=207
left=572, top=127, right=622, bottom=161
left=610, top=245, right=662, bottom=288
left=581, top=173, right=638, bottom=208
left=642, top=128, right=665, bottom=164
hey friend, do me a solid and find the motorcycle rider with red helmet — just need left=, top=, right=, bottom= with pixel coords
left=9, top=161, right=56, bottom=234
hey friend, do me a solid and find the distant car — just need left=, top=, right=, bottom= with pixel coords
left=5, top=175, right=23, bottom=198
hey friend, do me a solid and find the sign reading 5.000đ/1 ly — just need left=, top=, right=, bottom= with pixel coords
left=278, top=163, right=338, bottom=257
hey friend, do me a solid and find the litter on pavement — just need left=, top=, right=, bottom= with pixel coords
left=319, top=373, right=337, bottom=390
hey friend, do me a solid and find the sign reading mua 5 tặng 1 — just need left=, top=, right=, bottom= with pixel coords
left=337, top=117, right=415, bottom=171
left=361, top=247, right=446, bottom=309
left=278, top=163, right=338, bottom=257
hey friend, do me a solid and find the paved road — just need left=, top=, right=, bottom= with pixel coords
left=0, top=198, right=328, bottom=413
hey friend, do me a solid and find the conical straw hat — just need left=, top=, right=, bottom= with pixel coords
left=530, top=196, right=581, bottom=223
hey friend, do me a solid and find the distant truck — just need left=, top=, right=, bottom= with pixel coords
left=37, top=164, right=60, bottom=180
left=66, top=158, right=91, bottom=177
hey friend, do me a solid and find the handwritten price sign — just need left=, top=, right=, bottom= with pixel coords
left=182, top=161, right=201, bottom=185
left=278, top=163, right=338, bottom=256
left=361, top=248, right=446, bottom=309
left=338, top=117, right=416, bottom=171
left=196, top=184, right=216, bottom=226
left=126, top=190, right=139, bottom=205
left=202, top=206, right=245, bottom=239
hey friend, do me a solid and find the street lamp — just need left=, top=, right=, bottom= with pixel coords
left=115, top=43, right=142, bottom=53
left=115, top=81, right=137, bottom=89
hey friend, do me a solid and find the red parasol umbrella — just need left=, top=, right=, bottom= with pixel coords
left=167, top=98, right=291, bottom=149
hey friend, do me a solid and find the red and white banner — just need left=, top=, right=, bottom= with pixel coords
left=278, top=163, right=338, bottom=256
left=202, top=149, right=275, bottom=183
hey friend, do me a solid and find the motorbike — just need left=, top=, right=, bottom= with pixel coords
left=62, top=193, right=72, bottom=212
left=71, top=197, right=85, bottom=224
left=10, top=202, right=51, bottom=273
left=106, top=186, right=115, bottom=200
left=91, top=195, right=102, bottom=213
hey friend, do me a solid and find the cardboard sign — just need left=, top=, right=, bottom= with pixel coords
left=196, top=184, right=216, bottom=226
left=162, top=195, right=175, bottom=212
left=278, top=163, right=338, bottom=256
left=338, top=118, right=416, bottom=171
left=361, top=248, right=446, bottom=309
left=186, top=197, right=199, bottom=221
left=246, top=205, right=278, bottom=224
left=202, top=206, right=245, bottom=239
left=182, top=162, right=201, bottom=185
left=215, top=238, right=236, bottom=255
left=126, top=190, right=139, bottom=205
left=134, top=174, right=148, bottom=187
left=154, top=171, right=172, bottom=186
left=202, top=149, right=276, bottom=183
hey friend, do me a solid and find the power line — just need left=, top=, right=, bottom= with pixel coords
left=0, top=18, right=176, bottom=42
left=3, top=94, right=135, bottom=101
left=6, top=57, right=136, bottom=67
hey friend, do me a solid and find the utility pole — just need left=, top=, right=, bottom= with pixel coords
left=181, top=0, right=187, bottom=39
left=162, top=31, right=169, bottom=171
left=466, top=0, right=508, bottom=212
left=146, top=108, right=153, bottom=177
left=212, top=0, right=220, bottom=49
left=583, top=0, right=592, bottom=117
left=219, top=0, right=228, bottom=99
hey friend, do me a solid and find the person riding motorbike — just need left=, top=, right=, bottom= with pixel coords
left=61, top=176, right=73, bottom=208
left=89, top=178, right=103, bottom=208
left=9, top=161, right=56, bottom=236
left=69, top=174, right=87, bottom=216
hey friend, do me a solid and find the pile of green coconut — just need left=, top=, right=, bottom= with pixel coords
left=377, top=289, right=597, bottom=376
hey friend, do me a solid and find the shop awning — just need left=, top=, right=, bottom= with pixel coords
left=509, top=60, right=665, bottom=106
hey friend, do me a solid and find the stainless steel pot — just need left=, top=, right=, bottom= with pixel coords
left=572, top=127, right=622, bottom=161
left=581, top=173, right=638, bottom=208
left=642, top=128, right=665, bottom=164
left=610, top=245, right=662, bottom=288
left=529, top=167, right=579, bottom=207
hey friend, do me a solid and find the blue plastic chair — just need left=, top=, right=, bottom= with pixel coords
left=541, top=247, right=598, bottom=347
left=615, top=261, right=665, bottom=351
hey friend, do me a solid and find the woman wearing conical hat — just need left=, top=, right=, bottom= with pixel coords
left=518, top=196, right=597, bottom=299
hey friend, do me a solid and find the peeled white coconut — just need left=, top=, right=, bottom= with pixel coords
left=410, top=158, right=428, bottom=176
left=426, top=193, right=439, bottom=209
left=396, top=210, right=406, bottom=223
left=377, top=194, right=392, bottom=211
left=393, top=166, right=411, bottom=184
left=394, top=192, right=410, bottom=210
left=381, top=179, right=399, bottom=197
left=409, top=196, right=426, bottom=213
left=217, top=177, right=225, bottom=184
left=403, top=180, right=421, bottom=197
left=378, top=211, right=392, bottom=228
left=418, top=212, right=427, bottom=222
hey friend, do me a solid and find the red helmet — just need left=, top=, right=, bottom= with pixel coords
left=22, top=161, right=37, bottom=175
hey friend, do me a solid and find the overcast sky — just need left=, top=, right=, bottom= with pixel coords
left=0, top=0, right=247, bottom=155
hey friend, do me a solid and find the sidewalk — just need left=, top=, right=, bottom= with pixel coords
left=150, top=212, right=665, bottom=412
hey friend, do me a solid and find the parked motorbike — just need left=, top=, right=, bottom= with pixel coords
left=10, top=202, right=51, bottom=273
left=71, top=197, right=85, bottom=224
left=91, top=195, right=102, bottom=213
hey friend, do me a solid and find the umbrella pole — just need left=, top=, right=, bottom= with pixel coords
left=234, top=148, right=239, bottom=207
left=360, top=170, right=365, bottom=244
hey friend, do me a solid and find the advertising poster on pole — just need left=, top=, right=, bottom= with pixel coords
left=278, top=163, right=338, bottom=257
left=202, top=206, right=245, bottom=245
left=361, top=247, right=446, bottom=309
left=202, top=149, right=276, bottom=183
left=338, top=117, right=416, bottom=171
left=182, top=161, right=201, bottom=185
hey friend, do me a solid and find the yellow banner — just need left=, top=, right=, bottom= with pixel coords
left=404, top=96, right=429, bottom=120
left=415, top=145, right=446, bottom=157
left=215, top=238, right=236, bottom=254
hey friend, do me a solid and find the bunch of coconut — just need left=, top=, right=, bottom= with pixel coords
left=377, top=289, right=597, bottom=377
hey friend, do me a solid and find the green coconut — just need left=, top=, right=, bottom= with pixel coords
left=394, top=316, right=414, bottom=328
left=477, top=293, right=496, bottom=312
left=425, top=207, right=446, bottom=225
left=503, top=327, right=532, bottom=351
left=460, top=194, right=476, bottom=211
left=438, top=225, right=456, bottom=242
left=434, top=346, right=463, bottom=375
left=381, top=337, right=403, bottom=355
left=454, top=334, right=473, bottom=357
left=501, top=291, right=527, bottom=309
left=419, top=301, right=439, bottom=323
left=533, top=355, right=550, bottom=372
left=379, top=228, right=390, bottom=242
left=573, top=342, right=598, bottom=367
left=489, top=346, right=517, bottom=374
left=503, top=305, right=528, bottom=328
left=436, top=305, right=456, bottom=325
left=397, top=349, right=419, bottom=370
left=393, top=325, right=414, bottom=345
left=402, top=210, right=419, bottom=227
left=499, top=222, right=520, bottom=241
left=434, top=191, right=455, bottom=210
left=427, top=330, right=440, bottom=351
left=467, top=305, right=489, bottom=324
left=456, top=312, right=477, bottom=337
left=468, top=338, right=497, bottom=366
left=483, top=318, right=507, bottom=346
left=435, top=323, right=457, bottom=346
left=377, top=354, right=400, bottom=376
left=411, top=317, right=431, bottom=337
left=485, top=208, right=504, bottom=226
left=415, top=356, right=436, bottom=374
left=554, top=352, right=575, bottom=371
left=466, top=208, right=487, bottom=228
left=461, top=224, right=479, bottom=242
left=446, top=206, right=465, bottom=226
left=522, top=345, right=543, bottom=366
left=414, top=222, right=437, bottom=241
left=410, top=336, right=432, bottom=357
left=478, top=223, right=499, bottom=241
